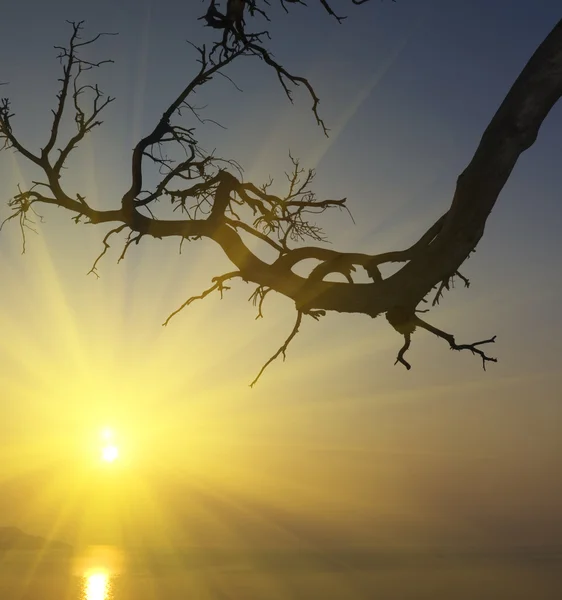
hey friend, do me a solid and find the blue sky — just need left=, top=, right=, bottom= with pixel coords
left=0, top=0, right=561, bottom=551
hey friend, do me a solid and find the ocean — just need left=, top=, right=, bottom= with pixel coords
left=1, top=548, right=562, bottom=599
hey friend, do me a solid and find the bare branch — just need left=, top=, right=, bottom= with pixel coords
left=118, top=231, right=144, bottom=263
left=245, top=41, right=328, bottom=135
left=249, top=285, right=273, bottom=319
left=386, top=307, right=497, bottom=371
left=0, top=186, right=49, bottom=253
left=414, top=315, right=497, bottom=370
left=121, top=42, right=246, bottom=216
left=88, top=224, right=128, bottom=278
left=44, top=21, right=117, bottom=161
left=162, top=271, right=242, bottom=326
left=394, top=332, right=412, bottom=370
left=4, top=12, right=562, bottom=385
left=250, top=310, right=303, bottom=387
left=0, top=98, right=43, bottom=166
left=432, top=269, right=471, bottom=306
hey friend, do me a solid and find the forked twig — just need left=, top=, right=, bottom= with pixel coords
left=250, top=310, right=303, bottom=387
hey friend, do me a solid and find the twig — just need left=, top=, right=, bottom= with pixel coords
left=88, top=224, right=128, bottom=277
left=162, top=271, right=241, bottom=326
left=394, top=333, right=412, bottom=370
left=250, top=310, right=303, bottom=386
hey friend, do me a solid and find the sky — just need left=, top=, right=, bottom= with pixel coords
left=0, top=0, right=561, bottom=554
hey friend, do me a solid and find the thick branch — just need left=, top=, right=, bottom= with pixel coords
left=4, top=16, right=562, bottom=381
left=387, top=19, right=562, bottom=307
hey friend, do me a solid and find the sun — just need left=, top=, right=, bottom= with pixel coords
left=101, top=444, right=119, bottom=463
left=99, top=428, right=119, bottom=464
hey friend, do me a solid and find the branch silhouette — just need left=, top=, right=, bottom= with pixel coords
left=2, top=13, right=562, bottom=384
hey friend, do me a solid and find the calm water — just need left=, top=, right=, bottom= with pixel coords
left=1, top=549, right=562, bottom=599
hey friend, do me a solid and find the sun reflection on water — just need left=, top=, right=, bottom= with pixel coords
left=83, top=570, right=112, bottom=600
left=76, top=546, right=122, bottom=600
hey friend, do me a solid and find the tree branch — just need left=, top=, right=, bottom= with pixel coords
left=163, top=271, right=242, bottom=326
left=414, top=315, right=497, bottom=371
left=3, top=15, right=562, bottom=382
left=250, top=309, right=303, bottom=387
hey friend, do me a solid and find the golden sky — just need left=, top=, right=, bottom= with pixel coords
left=0, top=0, right=561, bottom=554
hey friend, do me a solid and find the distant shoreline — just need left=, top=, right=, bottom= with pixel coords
left=0, top=526, right=72, bottom=552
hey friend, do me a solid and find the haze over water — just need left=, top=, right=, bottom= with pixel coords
left=2, top=545, right=562, bottom=600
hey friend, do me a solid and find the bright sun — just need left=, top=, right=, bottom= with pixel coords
left=100, top=428, right=119, bottom=463
left=101, top=444, right=119, bottom=463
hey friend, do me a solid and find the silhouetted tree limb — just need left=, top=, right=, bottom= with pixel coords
left=387, top=308, right=496, bottom=370
left=163, top=271, right=242, bottom=326
left=273, top=0, right=393, bottom=23
left=415, top=316, right=497, bottom=370
left=2, top=16, right=562, bottom=383
left=432, top=270, right=470, bottom=306
left=250, top=310, right=303, bottom=387
left=199, top=0, right=390, bottom=134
